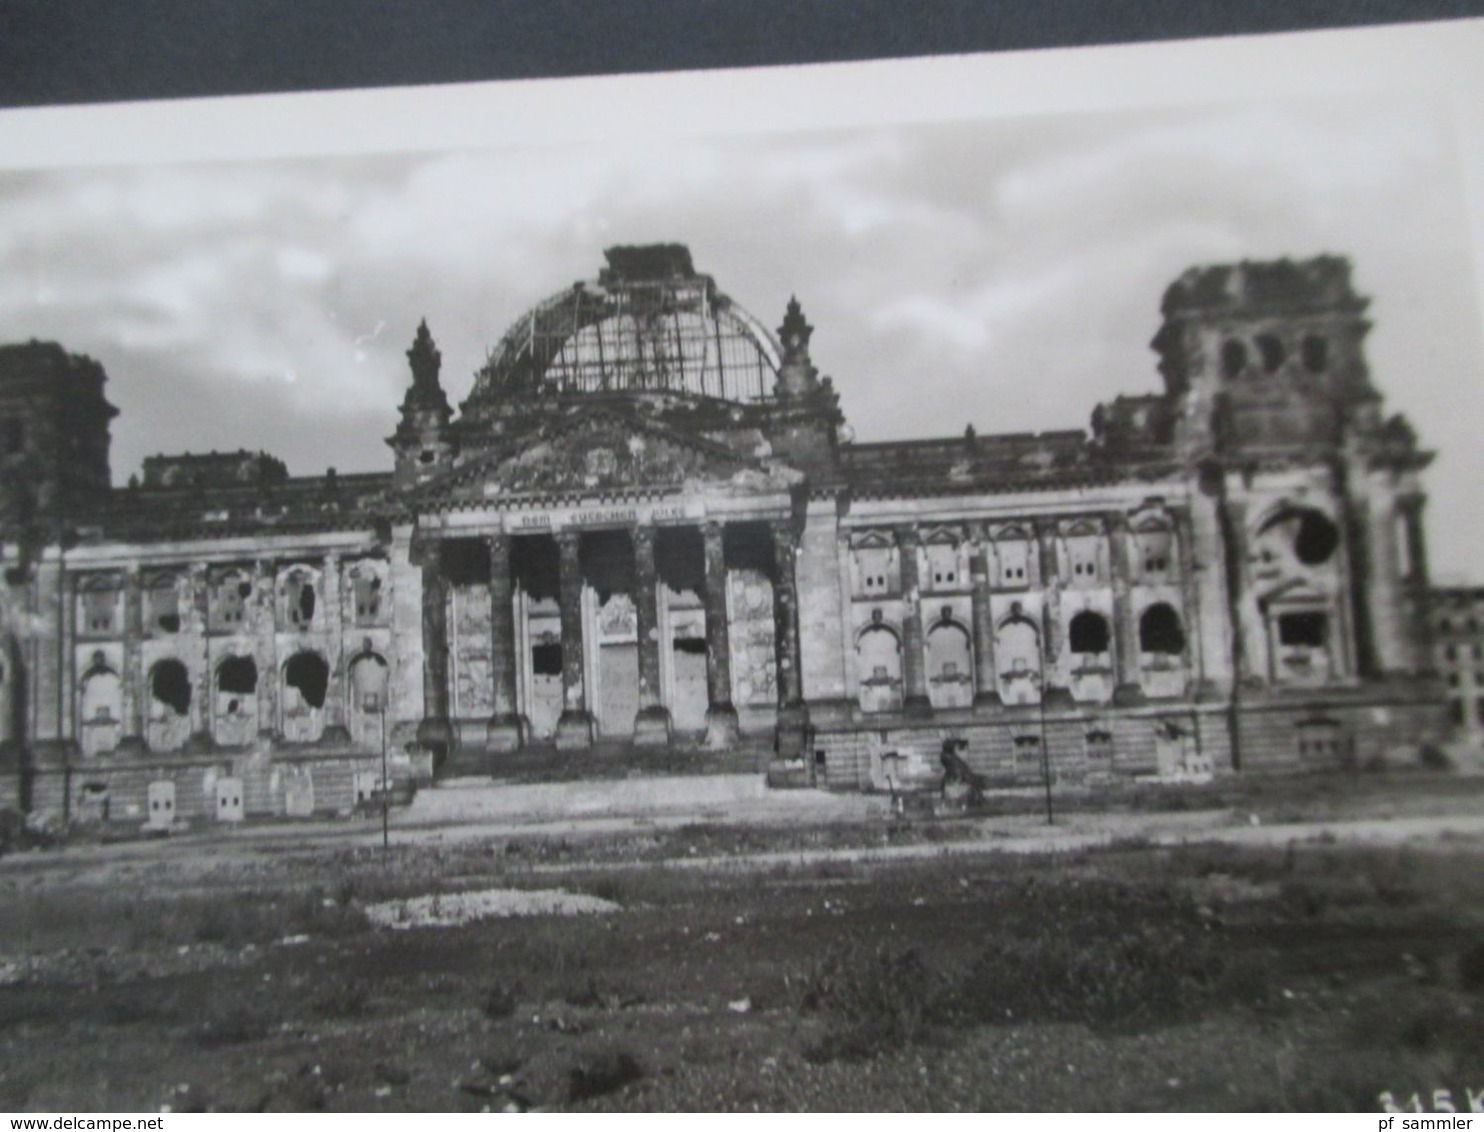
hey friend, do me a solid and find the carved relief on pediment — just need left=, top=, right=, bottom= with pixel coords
left=466, top=419, right=758, bottom=500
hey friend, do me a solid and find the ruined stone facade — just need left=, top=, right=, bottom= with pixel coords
left=1430, top=586, right=1484, bottom=748
left=0, top=247, right=1446, bottom=821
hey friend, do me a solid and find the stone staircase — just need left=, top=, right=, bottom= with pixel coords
left=435, top=732, right=776, bottom=785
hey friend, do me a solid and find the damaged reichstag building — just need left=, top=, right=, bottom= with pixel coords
left=0, top=245, right=1447, bottom=824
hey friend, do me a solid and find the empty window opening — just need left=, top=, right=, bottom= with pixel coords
left=81, top=586, right=117, bottom=634
left=1221, top=339, right=1248, bottom=380
left=1302, top=334, right=1328, bottom=373
left=148, top=578, right=180, bottom=634
left=150, top=660, right=191, bottom=716
left=1278, top=612, right=1328, bottom=648
left=1139, top=603, right=1186, bottom=655
left=1068, top=611, right=1111, bottom=654
left=1294, top=511, right=1340, bottom=566
left=673, top=637, right=707, bottom=655
left=213, top=575, right=252, bottom=627
left=418, top=449, right=436, bottom=465
left=532, top=643, right=563, bottom=676
left=353, top=574, right=383, bottom=623
left=217, top=655, right=258, bottom=696
left=284, top=652, right=329, bottom=710
left=1085, top=729, right=1113, bottom=758
left=1013, top=735, right=1041, bottom=751
left=1256, top=333, right=1286, bottom=373
left=1449, top=699, right=1465, bottom=726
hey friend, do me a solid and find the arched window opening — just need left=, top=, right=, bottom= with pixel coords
left=217, top=655, right=258, bottom=696
left=1139, top=603, right=1186, bottom=655
left=1068, top=611, right=1111, bottom=655
left=1302, top=334, right=1328, bottom=373
left=150, top=660, right=191, bottom=716
left=284, top=651, right=329, bottom=710
left=1256, top=333, right=1286, bottom=374
left=1221, top=339, right=1248, bottom=380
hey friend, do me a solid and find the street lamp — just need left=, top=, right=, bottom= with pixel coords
left=363, top=691, right=388, bottom=851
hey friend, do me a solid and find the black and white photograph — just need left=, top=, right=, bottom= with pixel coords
left=1, top=10, right=1483, bottom=1113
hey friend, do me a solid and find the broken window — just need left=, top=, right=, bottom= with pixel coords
left=1302, top=334, right=1328, bottom=373
left=1068, top=611, right=1111, bottom=654
left=79, top=582, right=118, bottom=635
left=352, top=572, right=383, bottom=625
left=531, top=643, right=563, bottom=676
left=147, top=575, right=181, bottom=634
left=212, top=571, right=253, bottom=629
left=150, top=659, right=191, bottom=716
left=283, top=572, right=317, bottom=628
left=1137, top=527, right=1172, bottom=577
left=1139, top=603, right=1186, bottom=655
left=1256, top=333, right=1285, bottom=373
left=1278, top=612, right=1327, bottom=648
left=1294, top=511, right=1340, bottom=566
left=1221, top=339, right=1248, bottom=380
left=217, top=655, right=258, bottom=696
left=283, top=651, right=329, bottom=710
left=215, top=655, right=258, bottom=723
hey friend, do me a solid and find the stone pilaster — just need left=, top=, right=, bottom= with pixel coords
left=896, top=525, right=932, bottom=717
left=486, top=532, right=526, bottom=752
left=969, top=524, right=1001, bottom=708
left=631, top=526, right=671, bottom=746
left=117, top=567, right=147, bottom=754
left=1399, top=495, right=1433, bottom=671
left=1109, top=515, right=1145, bottom=706
left=318, top=553, right=352, bottom=747
left=415, top=541, right=453, bottom=761
left=1035, top=519, right=1064, bottom=705
left=701, top=521, right=739, bottom=749
left=553, top=530, right=594, bottom=749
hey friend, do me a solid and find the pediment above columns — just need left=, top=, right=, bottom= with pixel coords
left=413, top=409, right=804, bottom=511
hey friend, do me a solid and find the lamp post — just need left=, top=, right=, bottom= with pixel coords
left=364, top=692, right=388, bottom=852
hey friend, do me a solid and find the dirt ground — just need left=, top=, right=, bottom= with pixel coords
left=1, top=772, right=1483, bottom=1113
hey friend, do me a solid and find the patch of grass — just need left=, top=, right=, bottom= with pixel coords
left=481, top=981, right=519, bottom=1021
left=567, top=1050, right=644, bottom=1102
left=800, top=944, right=947, bottom=1062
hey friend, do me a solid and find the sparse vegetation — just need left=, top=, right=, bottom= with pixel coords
left=0, top=785, right=1481, bottom=1110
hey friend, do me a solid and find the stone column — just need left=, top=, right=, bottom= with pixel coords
left=771, top=522, right=811, bottom=755
left=1109, top=515, right=1145, bottom=705
left=896, top=525, right=932, bottom=717
left=319, top=553, right=353, bottom=747
left=415, top=541, right=453, bottom=760
left=969, top=524, right=1001, bottom=708
left=1397, top=495, right=1433, bottom=672
left=701, top=521, right=739, bottom=748
left=553, top=530, right=594, bottom=749
left=486, top=532, right=526, bottom=752
left=183, top=563, right=216, bottom=752
left=117, top=567, right=147, bottom=754
left=631, top=526, right=671, bottom=746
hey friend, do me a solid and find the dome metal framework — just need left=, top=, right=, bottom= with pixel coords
left=466, top=246, right=783, bottom=408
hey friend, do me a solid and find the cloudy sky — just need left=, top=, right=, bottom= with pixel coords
left=1, top=25, right=1482, bottom=577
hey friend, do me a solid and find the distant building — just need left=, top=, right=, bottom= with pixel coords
left=0, top=246, right=1449, bottom=822
left=1430, top=586, right=1484, bottom=744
